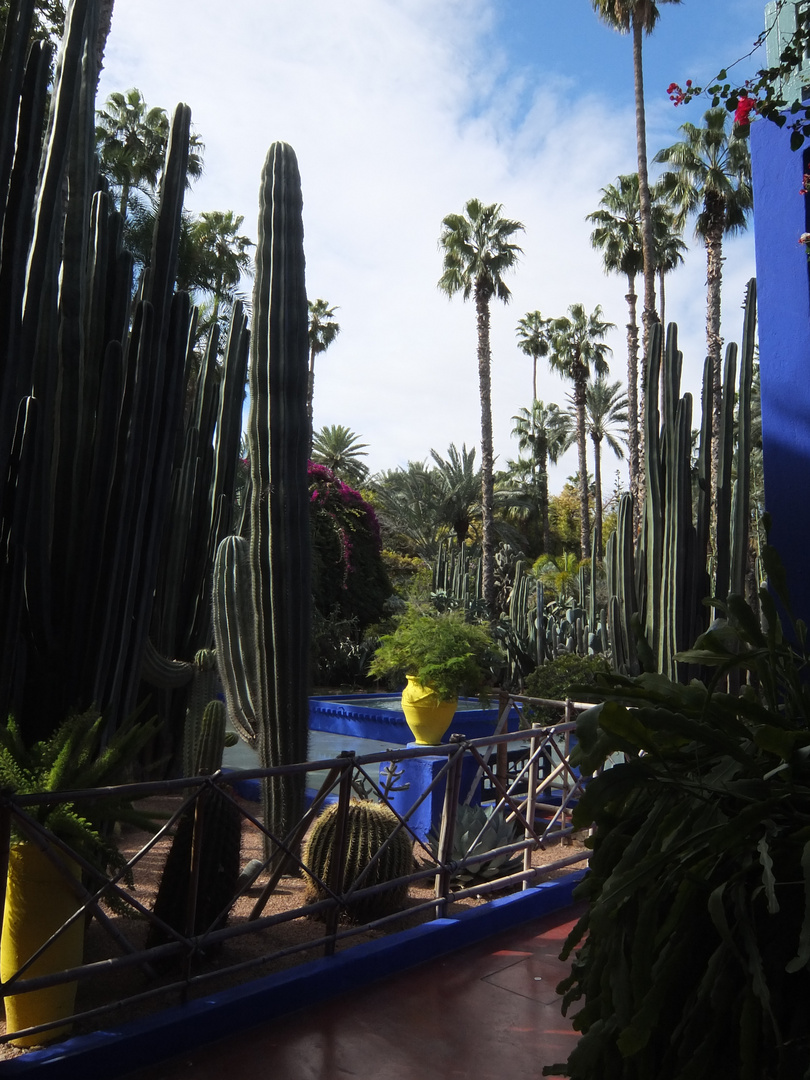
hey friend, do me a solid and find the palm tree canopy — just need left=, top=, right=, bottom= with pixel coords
left=179, top=210, right=254, bottom=300
left=575, top=378, right=630, bottom=459
left=96, top=88, right=204, bottom=214
left=653, top=108, right=753, bottom=240
left=516, top=311, right=553, bottom=362
left=587, top=173, right=645, bottom=279
left=311, top=424, right=369, bottom=485
left=549, top=304, right=614, bottom=385
left=591, top=0, right=680, bottom=34
left=438, top=198, right=524, bottom=304
left=511, top=401, right=572, bottom=463
left=651, top=193, right=687, bottom=273
left=308, top=299, right=341, bottom=357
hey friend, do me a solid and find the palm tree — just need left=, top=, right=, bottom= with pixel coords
left=549, top=305, right=614, bottom=560
left=311, top=425, right=369, bottom=487
left=590, top=0, right=682, bottom=362
left=372, top=463, right=444, bottom=562
left=651, top=192, right=687, bottom=331
left=430, top=444, right=482, bottom=547
left=511, top=401, right=572, bottom=555
left=574, top=379, right=629, bottom=560
left=654, top=107, right=753, bottom=510
left=516, top=311, right=552, bottom=404
left=438, top=198, right=524, bottom=616
left=307, top=299, right=341, bottom=445
left=586, top=174, right=643, bottom=498
left=96, top=88, right=204, bottom=218
left=180, top=210, right=254, bottom=312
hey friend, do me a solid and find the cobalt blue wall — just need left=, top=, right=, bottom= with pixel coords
left=751, top=118, right=810, bottom=624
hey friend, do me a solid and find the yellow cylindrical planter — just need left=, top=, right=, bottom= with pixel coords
left=401, top=676, right=458, bottom=745
left=1, top=844, right=84, bottom=1046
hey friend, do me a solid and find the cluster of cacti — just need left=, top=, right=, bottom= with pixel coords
left=302, top=800, right=414, bottom=924
left=212, top=142, right=311, bottom=844
left=431, top=540, right=606, bottom=687
left=146, top=777, right=243, bottom=957
left=180, top=650, right=236, bottom=777
left=604, top=281, right=758, bottom=679
left=0, top=0, right=248, bottom=752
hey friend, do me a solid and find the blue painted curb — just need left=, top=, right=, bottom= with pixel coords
left=4, top=870, right=586, bottom=1079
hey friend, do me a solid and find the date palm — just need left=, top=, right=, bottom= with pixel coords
left=572, top=378, right=629, bottom=560
left=587, top=174, right=643, bottom=498
left=654, top=107, right=752, bottom=513
left=549, top=305, right=614, bottom=560
left=438, top=198, right=524, bottom=616
left=516, top=311, right=552, bottom=404
left=651, top=194, right=686, bottom=330
left=511, top=401, right=572, bottom=555
left=311, top=424, right=369, bottom=487
left=591, top=0, right=682, bottom=362
left=430, top=443, right=482, bottom=547
left=307, top=299, right=341, bottom=445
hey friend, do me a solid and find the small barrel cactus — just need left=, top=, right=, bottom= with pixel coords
left=302, top=800, right=414, bottom=924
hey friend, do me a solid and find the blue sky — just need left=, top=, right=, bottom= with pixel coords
left=98, top=0, right=771, bottom=492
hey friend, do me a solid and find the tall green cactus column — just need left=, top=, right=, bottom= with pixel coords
left=213, top=143, right=310, bottom=842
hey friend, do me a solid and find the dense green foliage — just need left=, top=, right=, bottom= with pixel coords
left=369, top=608, right=498, bottom=702
left=547, top=562, right=810, bottom=1079
left=523, top=653, right=609, bottom=725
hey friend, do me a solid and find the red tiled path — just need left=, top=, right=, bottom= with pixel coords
left=121, top=904, right=584, bottom=1080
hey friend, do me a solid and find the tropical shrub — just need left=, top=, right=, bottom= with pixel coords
left=547, top=556, right=810, bottom=1080
left=523, top=654, right=609, bottom=726
left=310, top=462, right=391, bottom=635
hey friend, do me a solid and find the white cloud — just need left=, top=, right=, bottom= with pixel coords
left=99, top=0, right=756, bottom=493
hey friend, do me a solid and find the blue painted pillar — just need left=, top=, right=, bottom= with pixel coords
left=750, top=118, right=810, bottom=622
left=383, top=748, right=482, bottom=844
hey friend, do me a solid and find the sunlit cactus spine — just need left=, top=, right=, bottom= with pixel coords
left=302, top=801, right=414, bottom=924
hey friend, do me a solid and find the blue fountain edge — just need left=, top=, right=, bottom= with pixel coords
left=5, top=870, right=586, bottom=1079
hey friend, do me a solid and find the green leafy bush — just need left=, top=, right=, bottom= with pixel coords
left=523, top=653, right=609, bottom=726
left=368, top=607, right=499, bottom=702
left=546, top=558, right=810, bottom=1080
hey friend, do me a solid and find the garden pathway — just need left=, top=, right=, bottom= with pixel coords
left=120, top=904, right=583, bottom=1080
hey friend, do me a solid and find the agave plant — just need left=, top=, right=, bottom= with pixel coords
left=429, top=804, right=521, bottom=887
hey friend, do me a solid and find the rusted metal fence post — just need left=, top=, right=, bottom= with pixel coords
left=323, top=752, right=355, bottom=956
left=522, top=730, right=540, bottom=888
left=433, top=736, right=465, bottom=919
left=563, top=699, right=574, bottom=844
left=496, top=690, right=509, bottom=793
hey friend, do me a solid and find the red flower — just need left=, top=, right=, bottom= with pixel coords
left=734, top=95, right=756, bottom=127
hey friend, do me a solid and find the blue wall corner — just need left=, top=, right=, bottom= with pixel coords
left=751, top=119, right=810, bottom=624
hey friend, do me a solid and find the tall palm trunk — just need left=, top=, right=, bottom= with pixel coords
left=624, top=270, right=640, bottom=500
left=632, top=11, right=656, bottom=533
left=591, top=433, right=604, bottom=561
left=704, top=190, right=725, bottom=543
left=475, top=282, right=496, bottom=616
left=538, top=434, right=551, bottom=555
left=574, top=372, right=591, bottom=561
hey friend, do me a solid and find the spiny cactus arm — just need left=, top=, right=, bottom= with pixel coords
left=714, top=343, right=738, bottom=605
left=141, top=638, right=195, bottom=690
left=212, top=535, right=260, bottom=748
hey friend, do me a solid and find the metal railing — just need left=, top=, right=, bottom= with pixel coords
left=0, top=693, right=593, bottom=1047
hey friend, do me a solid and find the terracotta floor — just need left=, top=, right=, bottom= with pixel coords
left=121, top=904, right=584, bottom=1080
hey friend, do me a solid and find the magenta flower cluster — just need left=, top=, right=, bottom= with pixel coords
left=308, top=461, right=382, bottom=587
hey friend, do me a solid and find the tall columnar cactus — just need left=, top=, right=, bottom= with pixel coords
left=302, top=800, right=413, bottom=925
left=212, top=142, right=311, bottom=842
left=604, top=281, right=758, bottom=680
left=0, top=0, right=209, bottom=743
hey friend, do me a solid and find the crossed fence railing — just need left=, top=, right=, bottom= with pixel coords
left=0, top=693, right=594, bottom=1047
